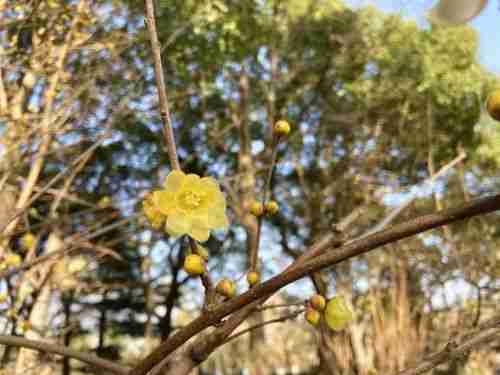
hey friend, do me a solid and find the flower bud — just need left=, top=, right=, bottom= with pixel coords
left=305, top=308, right=320, bottom=326
left=265, top=200, right=279, bottom=215
left=21, top=232, right=36, bottom=251
left=487, top=90, right=500, bottom=121
left=310, top=294, right=326, bottom=311
left=216, top=278, right=236, bottom=298
left=183, top=254, right=206, bottom=276
left=249, top=201, right=264, bottom=217
left=0, top=293, right=8, bottom=304
left=247, top=271, right=260, bottom=286
left=273, top=120, right=291, bottom=137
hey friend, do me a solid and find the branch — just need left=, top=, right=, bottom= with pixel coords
left=397, top=315, right=500, bottom=375
left=129, top=194, right=500, bottom=375
left=224, top=310, right=304, bottom=344
left=0, top=335, right=129, bottom=375
left=144, top=0, right=180, bottom=170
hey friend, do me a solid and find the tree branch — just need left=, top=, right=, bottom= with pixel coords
left=129, top=194, right=500, bottom=375
left=0, top=335, right=129, bottom=375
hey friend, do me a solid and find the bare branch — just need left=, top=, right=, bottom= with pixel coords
left=0, top=335, right=129, bottom=375
left=397, top=315, right=500, bottom=375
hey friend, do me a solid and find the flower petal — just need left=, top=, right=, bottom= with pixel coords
left=164, top=170, right=186, bottom=192
left=189, top=226, right=210, bottom=242
left=166, top=214, right=191, bottom=238
left=183, top=174, right=201, bottom=188
left=154, top=190, right=176, bottom=216
left=209, top=207, right=229, bottom=229
left=190, top=216, right=210, bottom=242
left=199, top=177, right=219, bottom=197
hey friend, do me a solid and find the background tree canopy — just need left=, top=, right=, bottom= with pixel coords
left=1, top=1, right=500, bottom=375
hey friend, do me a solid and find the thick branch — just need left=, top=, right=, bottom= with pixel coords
left=0, top=335, right=129, bottom=375
left=129, top=194, right=500, bottom=375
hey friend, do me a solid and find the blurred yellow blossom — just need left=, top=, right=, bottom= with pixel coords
left=325, top=295, right=354, bottom=331
left=144, top=170, right=229, bottom=242
left=143, top=191, right=165, bottom=229
left=98, top=196, right=112, bottom=208
left=21, top=232, right=36, bottom=251
left=5, top=254, right=22, bottom=268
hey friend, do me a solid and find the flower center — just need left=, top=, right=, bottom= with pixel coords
left=179, top=190, right=203, bottom=210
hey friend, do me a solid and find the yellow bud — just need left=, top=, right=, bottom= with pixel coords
left=273, top=120, right=291, bottom=137
left=21, top=232, right=36, bottom=251
left=249, top=201, right=264, bottom=217
left=487, top=90, right=500, bottom=121
left=0, top=293, right=8, bottom=304
left=67, top=256, right=88, bottom=274
left=310, top=294, right=326, bottom=311
left=98, top=196, right=112, bottom=208
left=5, top=254, right=21, bottom=268
left=216, top=278, right=236, bottom=298
left=265, top=200, right=279, bottom=215
left=305, top=308, right=320, bottom=326
left=325, top=295, right=353, bottom=331
left=19, top=320, right=32, bottom=332
left=183, top=254, right=206, bottom=276
left=22, top=72, right=37, bottom=89
left=7, top=309, right=17, bottom=319
left=247, top=271, right=260, bottom=286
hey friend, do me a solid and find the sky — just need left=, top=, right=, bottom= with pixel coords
left=346, top=0, right=500, bottom=74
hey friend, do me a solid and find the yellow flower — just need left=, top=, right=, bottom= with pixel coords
left=5, top=254, right=21, bottom=268
left=21, top=232, right=36, bottom=251
left=155, top=170, right=229, bottom=242
left=325, top=296, right=353, bottom=331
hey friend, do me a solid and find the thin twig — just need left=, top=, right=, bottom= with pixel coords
left=397, top=315, right=500, bottom=375
left=144, top=0, right=180, bottom=170
left=225, top=310, right=304, bottom=344
left=359, top=150, right=467, bottom=239
left=0, top=216, right=134, bottom=280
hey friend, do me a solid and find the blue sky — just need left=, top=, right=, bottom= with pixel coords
left=346, top=0, right=500, bottom=74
